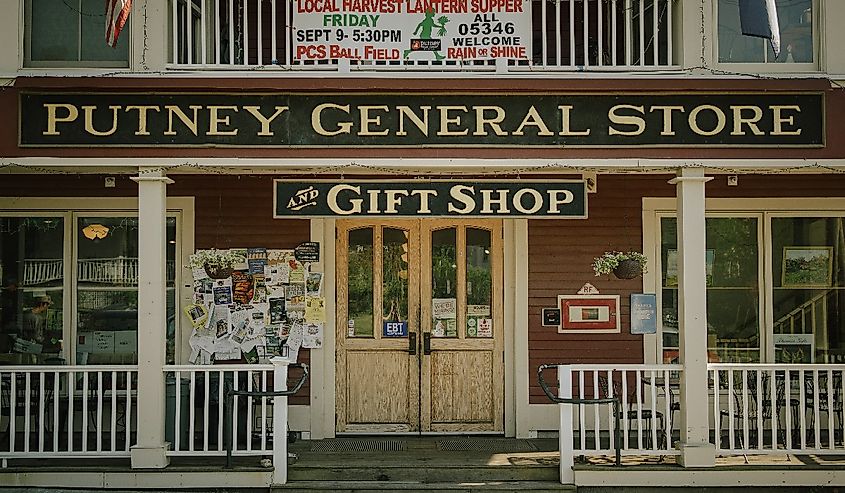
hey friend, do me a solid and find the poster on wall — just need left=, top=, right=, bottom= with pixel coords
left=557, top=294, right=620, bottom=334
left=292, top=0, right=531, bottom=62
left=186, top=246, right=321, bottom=365
left=630, top=294, right=657, bottom=335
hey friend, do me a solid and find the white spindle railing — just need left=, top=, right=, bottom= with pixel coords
left=710, top=364, right=845, bottom=455
left=0, top=366, right=138, bottom=462
left=21, top=259, right=63, bottom=286
left=168, top=0, right=676, bottom=71
left=163, top=364, right=275, bottom=457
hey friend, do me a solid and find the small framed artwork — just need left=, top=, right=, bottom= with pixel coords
left=557, top=295, right=620, bottom=334
left=782, top=246, right=833, bottom=288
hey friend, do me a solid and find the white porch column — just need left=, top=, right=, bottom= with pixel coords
left=130, top=168, right=174, bottom=469
left=669, top=168, right=715, bottom=468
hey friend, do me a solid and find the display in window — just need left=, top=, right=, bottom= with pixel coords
left=665, top=249, right=715, bottom=287
left=781, top=246, right=833, bottom=288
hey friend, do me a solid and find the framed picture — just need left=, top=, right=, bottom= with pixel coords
left=782, top=246, right=833, bottom=288
left=666, top=249, right=715, bottom=287
left=557, top=295, right=620, bottom=334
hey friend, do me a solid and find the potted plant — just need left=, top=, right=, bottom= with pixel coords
left=592, top=251, right=648, bottom=279
left=190, top=249, right=245, bottom=279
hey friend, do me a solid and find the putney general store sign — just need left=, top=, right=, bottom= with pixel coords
left=19, top=92, right=823, bottom=147
left=274, top=181, right=587, bottom=218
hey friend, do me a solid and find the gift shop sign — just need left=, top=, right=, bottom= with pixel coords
left=293, top=0, right=531, bottom=61
left=274, top=181, right=587, bottom=218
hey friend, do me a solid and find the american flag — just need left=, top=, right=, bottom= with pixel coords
left=105, top=0, right=132, bottom=48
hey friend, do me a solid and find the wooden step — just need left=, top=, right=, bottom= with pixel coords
left=288, top=463, right=560, bottom=482
left=274, top=480, right=576, bottom=492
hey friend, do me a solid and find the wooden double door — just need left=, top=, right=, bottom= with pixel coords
left=336, top=219, right=504, bottom=433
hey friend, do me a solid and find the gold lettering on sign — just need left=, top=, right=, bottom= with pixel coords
left=608, top=105, right=646, bottom=136
left=43, top=103, right=79, bottom=136
left=411, top=189, right=437, bottom=213
left=243, top=106, right=289, bottom=136
left=513, top=106, right=553, bottom=136
left=164, top=105, right=202, bottom=136
left=770, top=105, right=802, bottom=136
left=208, top=105, right=239, bottom=136
left=82, top=105, right=121, bottom=136
left=358, top=105, right=390, bottom=136
left=688, top=105, right=726, bottom=136
left=327, top=184, right=362, bottom=215
left=384, top=189, right=410, bottom=213
left=548, top=190, right=574, bottom=213
left=730, top=105, right=764, bottom=136
left=473, top=106, right=507, bottom=136
left=649, top=106, right=685, bottom=136
left=480, top=189, right=511, bottom=214
left=397, top=106, right=430, bottom=136
left=125, top=105, right=161, bottom=136
left=448, top=185, right=476, bottom=214
left=558, top=105, right=590, bottom=136
left=437, top=106, right=469, bottom=136
left=513, top=188, right=543, bottom=214
left=312, top=103, right=353, bottom=136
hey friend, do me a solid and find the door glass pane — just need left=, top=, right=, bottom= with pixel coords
left=431, top=228, right=457, bottom=338
left=465, top=228, right=492, bottom=338
left=382, top=228, right=409, bottom=337
left=0, top=217, right=65, bottom=364
left=348, top=228, right=374, bottom=337
left=772, top=217, right=845, bottom=363
left=660, top=217, right=760, bottom=363
left=76, top=217, right=177, bottom=364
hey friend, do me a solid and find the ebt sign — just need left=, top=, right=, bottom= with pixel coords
left=274, top=181, right=587, bottom=218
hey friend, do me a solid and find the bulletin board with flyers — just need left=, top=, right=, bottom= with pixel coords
left=185, top=246, right=324, bottom=365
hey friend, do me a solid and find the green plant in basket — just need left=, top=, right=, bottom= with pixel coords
left=592, top=251, right=648, bottom=278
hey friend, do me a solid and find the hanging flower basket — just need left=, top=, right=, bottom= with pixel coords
left=189, top=249, right=245, bottom=280
left=592, top=251, right=648, bottom=279
left=613, top=259, right=642, bottom=279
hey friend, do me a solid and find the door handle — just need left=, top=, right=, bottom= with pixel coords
left=408, top=332, right=417, bottom=355
left=423, top=332, right=431, bottom=355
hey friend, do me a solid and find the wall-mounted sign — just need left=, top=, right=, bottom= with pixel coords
left=557, top=294, right=620, bottom=334
left=275, top=180, right=586, bottom=218
left=19, top=92, right=824, bottom=148
left=542, top=308, right=561, bottom=327
left=293, top=0, right=531, bottom=62
left=630, top=293, right=657, bottom=335
left=294, top=242, right=321, bottom=263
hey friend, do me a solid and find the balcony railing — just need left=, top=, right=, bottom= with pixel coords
left=169, top=0, right=676, bottom=72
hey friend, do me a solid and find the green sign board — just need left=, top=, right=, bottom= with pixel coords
left=19, top=92, right=824, bottom=147
left=274, top=181, right=587, bottom=218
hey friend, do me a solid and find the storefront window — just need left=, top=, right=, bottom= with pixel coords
left=347, top=227, right=374, bottom=337
left=75, top=217, right=177, bottom=365
left=718, top=0, right=814, bottom=64
left=0, top=217, right=65, bottom=364
left=465, top=228, right=492, bottom=338
left=772, top=217, right=845, bottom=363
left=661, top=217, right=760, bottom=363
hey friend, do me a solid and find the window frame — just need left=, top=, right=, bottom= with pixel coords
left=713, top=0, right=820, bottom=73
left=0, top=197, right=194, bottom=364
left=644, top=197, right=845, bottom=365
left=23, top=0, right=131, bottom=69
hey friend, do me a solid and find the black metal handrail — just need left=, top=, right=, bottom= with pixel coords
left=223, top=363, right=309, bottom=468
left=537, top=364, right=621, bottom=466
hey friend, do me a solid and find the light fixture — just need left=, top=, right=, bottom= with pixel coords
left=82, top=223, right=110, bottom=240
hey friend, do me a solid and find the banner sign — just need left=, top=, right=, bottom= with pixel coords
left=293, top=0, right=531, bottom=62
left=274, top=181, right=587, bottom=218
left=19, top=92, right=824, bottom=148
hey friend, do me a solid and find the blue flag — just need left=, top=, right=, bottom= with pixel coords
left=739, top=0, right=781, bottom=57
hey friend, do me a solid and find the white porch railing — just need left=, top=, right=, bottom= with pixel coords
left=0, top=366, right=138, bottom=462
left=710, top=364, right=845, bottom=456
left=539, top=364, right=682, bottom=483
left=21, top=259, right=63, bottom=286
left=168, top=0, right=676, bottom=71
left=163, top=361, right=303, bottom=484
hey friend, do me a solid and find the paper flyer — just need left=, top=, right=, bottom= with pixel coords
left=231, top=271, right=254, bottom=305
left=306, top=296, right=326, bottom=323
left=212, top=279, right=233, bottom=305
left=306, top=272, right=323, bottom=296
left=303, top=322, right=324, bottom=348
left=269, top=297, right=286, bottom=324
left=432, top=298, right=457, bottom=319
left=183, top=303, right=208, bottom=328
left=231, top=248, right=249, bottom=270
left=247, top=247, right=268, bottom=275
left=212, top=305, right=232, bottom=339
